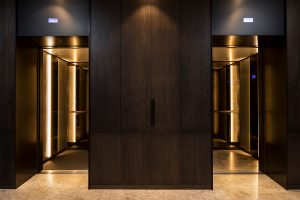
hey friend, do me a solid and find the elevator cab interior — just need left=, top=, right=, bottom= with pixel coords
left=212, top=36, right=260, bottom=174
left=41, top=45, right=89, bottom=171
left=16, top=36, right=89, bottom=173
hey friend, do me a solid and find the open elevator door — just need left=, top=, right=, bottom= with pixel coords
left=40, top=45, right=89, bottom=171
left=212, top=36, right=260, bottom=174
left=16, top=36, right=89, bottom=186
left=15, top=0, right=89, bottom=187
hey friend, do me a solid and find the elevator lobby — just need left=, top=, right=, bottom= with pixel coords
left=1, top=0, right=300, bottom=199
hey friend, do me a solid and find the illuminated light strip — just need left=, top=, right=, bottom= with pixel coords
left=46, top=54, right=52, bottom=158
left=72, top=66, right=76, bottom=142
left=69, top=66, right=77, bottom=143
left=230, top=64, right=234, bottom=143
left=229, top=49, right=235, bottom=143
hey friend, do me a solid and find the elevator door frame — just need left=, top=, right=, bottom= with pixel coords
left=35, top=41, right=90, bottom=173
left=211, top=36, right=263, bottom=174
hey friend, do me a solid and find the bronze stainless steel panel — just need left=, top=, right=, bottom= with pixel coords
left=16, top=39, right=38, bottom=188
left=260, top=36, right=287, bottom=188
left=240, top=58, right=251, bottom=152
left=287, top=0, right=300, bottom=188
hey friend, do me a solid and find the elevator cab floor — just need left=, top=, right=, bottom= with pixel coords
left=213, top=150, right=259, bottom=174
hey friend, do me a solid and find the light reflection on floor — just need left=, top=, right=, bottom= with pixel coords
left=1, top=174, right=300, bottom=200
left=213, top=150, right=259, bottom=174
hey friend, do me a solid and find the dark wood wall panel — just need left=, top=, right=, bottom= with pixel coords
left=287, top=0, right=300, bottom=188
left=121, top=0, right=151, bottom=132
left=90, top=0, right=212, bottom=188
left=180, top=132, right=211, bottom=187
left=0, top=0, right=16, bottom=188
left=179, top=0, right=212, bottom=187
left=149, top=0, right=181, bottom=185
left=180, top=0, right=212, bottom=132
left=149, top=132, right=181, bottom=185
left=89, top=132, right=151, bottom=187
left=90, top=0, right=121, bottom=133
left=150, top=0, right=180, bottom=132
left=89, top=133, right=124, bottom=186
left=121, top=0, right=151, bottom=185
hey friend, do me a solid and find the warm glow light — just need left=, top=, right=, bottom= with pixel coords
left=229, top=51, right=239, bottom=143
left=45, top=36, right=55, bottom=47
left=70, top=36, right=80, bottom=46
left=46, top=54, right=52, bottom=158
left=230, top=64, right=234, bottom=142
left=73, top=49, right=78, bottom=62
left=229, top=49, right=234, bottom=143
left=69, top=66, right=76, bottom=143
left=254, top=36, right=259, bottom=47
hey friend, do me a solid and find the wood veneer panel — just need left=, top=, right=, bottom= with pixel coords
left=0, top=0, right=16, bottom=188
left=90, top=0, right=121, bottom=133
left=180, top=0, right=212, bottom=132
left=121, top=0, right=151, bottom=132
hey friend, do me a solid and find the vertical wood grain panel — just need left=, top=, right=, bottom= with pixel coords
left=180, top=0, right=212, bottom=133
left=121, top=0, right=151, bottom=185
left=150, top=0, right=180, bottom=132
left=90, top=0, right=121, bottom=133
left=180, top=0, right=212, bottom=187
left=121, top=0, right=151, bottom=132
left=0, top=0, right=16, bottom=188
left=89, top=0, right=213, bottom=188
left=89, top=0, right=122, bottom=187
left=149, top=0, right=181, bottom=185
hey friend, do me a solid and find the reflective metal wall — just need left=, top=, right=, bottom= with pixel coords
left=41, top=50, right=89, bottom=160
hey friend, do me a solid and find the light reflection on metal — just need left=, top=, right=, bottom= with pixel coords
left=230, top=63, right=240, bottom=143
left=69, top=65, right=76, bottom=143
left=70, top=36, right=80, bottom=46
left=45, top=36, right=55, bottom=47
left=45, top=54, right=52, bottom=158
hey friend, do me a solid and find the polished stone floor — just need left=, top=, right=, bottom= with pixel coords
left=1, top=174, right=300, bottom=200
left=44, top=150, right=88, bottom=170
left=213, top=150, right=259, bottom=174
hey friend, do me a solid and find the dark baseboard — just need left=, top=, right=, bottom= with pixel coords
left=0, top=184, right=16, bottom=189
left=287, top=184, right=300, bottom=190
left=88, top=184, right=213, bottom=190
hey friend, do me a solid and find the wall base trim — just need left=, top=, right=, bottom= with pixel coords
left=89, top=184, right=212, bottom=190
left=0, top=184, right=16, bottom=189
left=287, top=184, right=300, bottom=190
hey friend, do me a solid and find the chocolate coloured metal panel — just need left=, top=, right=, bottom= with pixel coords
left=16, top=39, right=38, bottom=187
left=260, top=36, right=287, bottom=188
left=287, top=0, right=300, bottom=189
left=212, top=0, right=285, bottom=35
left=17, top=0, right=89, bottom=36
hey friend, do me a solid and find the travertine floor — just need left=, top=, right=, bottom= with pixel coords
left=1, top=174, right=300, bottom=200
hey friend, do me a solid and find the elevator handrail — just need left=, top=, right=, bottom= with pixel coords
left=214, top=110, right=237, bottom=113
